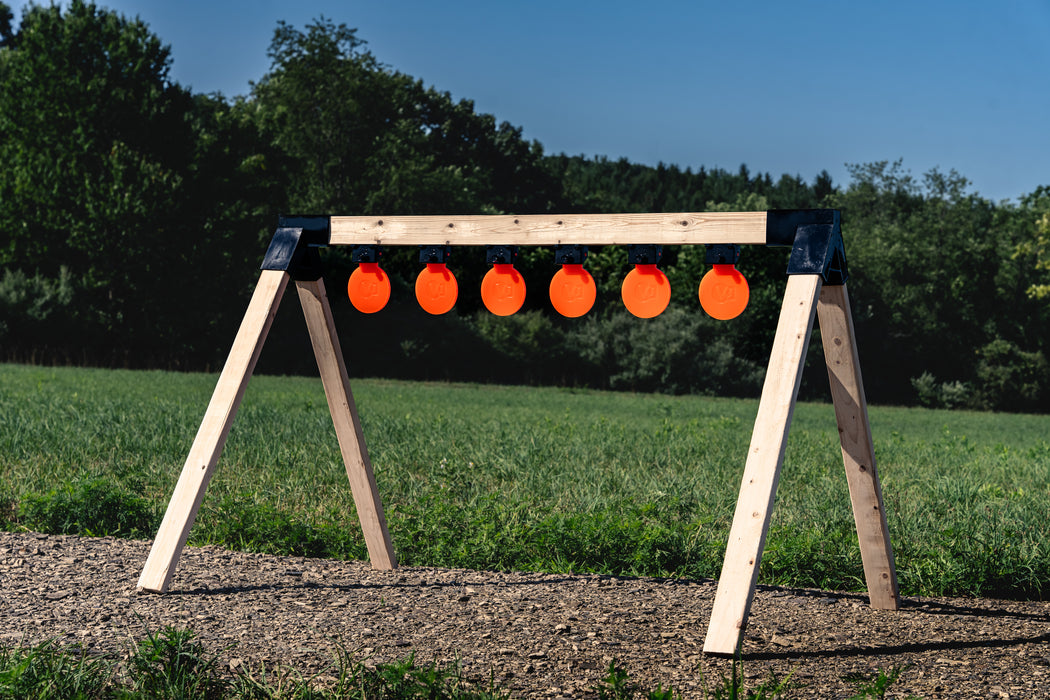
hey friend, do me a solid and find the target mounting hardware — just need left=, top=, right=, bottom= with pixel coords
left=139, top=208, right=897, bottom=660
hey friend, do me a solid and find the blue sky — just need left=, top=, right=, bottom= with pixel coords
left=11, top=0, right=1050, bottom=202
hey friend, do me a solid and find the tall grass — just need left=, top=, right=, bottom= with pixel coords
left=0, top=627, right=513, bottom=699
left=2, top=363, right=1050, bottom=597
left=0, top=628, right=910, bottom=699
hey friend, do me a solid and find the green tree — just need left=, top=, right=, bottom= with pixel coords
left=828, top=161, right=1049, bottom=409
left=249, top=17, right=558, bottom=217
left=0, top=1, right=268, bottom=366
left=1013, top=186, right=1050, bottom=300
left=0, top=2, right=13, bottom=47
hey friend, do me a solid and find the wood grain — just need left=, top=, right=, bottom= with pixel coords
left=817, top=284, right=900, bottom=610
left=703, top=274, right=822, bottom=655
left=138, top=270, right=289, bottom=593
left=296, top=278, right=397, bottom=569
left=330, top=212, right=768, bottom=246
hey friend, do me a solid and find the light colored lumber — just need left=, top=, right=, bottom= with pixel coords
left=817, top=284, right=900, bottom=609
left=295, top=278, right=397, bottom=569
left=703, top=274, right=823, bottom=656
left=330, top=212, right=768, bottom=246
left=137, top=270, right=289, bottom=593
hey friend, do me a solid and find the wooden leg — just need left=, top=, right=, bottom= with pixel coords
left=138, top=270, right=290, bottom=593
left=295, top=278, right=397, bottom=569
left=817, top=284, right=900, bottom=609
left=703, top=274, right=822, bottom=656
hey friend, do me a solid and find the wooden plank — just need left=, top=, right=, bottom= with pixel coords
left=137, top=270, right=289, bottom=593
left=295, top=278, right=397, bottom=569
left=703, top=274, right=822, bottom=656
left=330, top=212, right=768, bottom=247
left=817, top=284, right=900, bottom=610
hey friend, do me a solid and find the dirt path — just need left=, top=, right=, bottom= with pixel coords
left=2, top=531, right=1049, bottom=698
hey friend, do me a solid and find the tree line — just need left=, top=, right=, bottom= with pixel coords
left=2, top=1, right=1049, bottom=411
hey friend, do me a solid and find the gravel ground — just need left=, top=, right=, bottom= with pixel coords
left=2, top=531, right=1050, bottom=698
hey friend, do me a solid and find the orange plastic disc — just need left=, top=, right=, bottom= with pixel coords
left=415, top=263, right=458, bottom=315
left=621, top=264, right=671, bottom=318
left=481, top=263, right=526, bottom=316
left=699, top=264, right=749, bottom=320
left=549, top=264, right=596, bottom=318
left=347, top=262, right=391, bottom=314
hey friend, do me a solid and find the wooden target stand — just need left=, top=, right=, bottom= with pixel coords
left=137, top=209, right=899, bottom=656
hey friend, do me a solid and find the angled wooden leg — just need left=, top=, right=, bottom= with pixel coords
left=703, top=274, right=822, bottom=656
left=295, top=278, right=397, bottom=569
left=138, top=270, right=290, bottom=593
left=817, top=284, right=899, bottom=609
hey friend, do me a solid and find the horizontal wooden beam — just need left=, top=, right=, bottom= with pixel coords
left=329, top=212, right=769, bottom=247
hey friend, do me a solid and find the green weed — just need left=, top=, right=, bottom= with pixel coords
left=593, top=660, right=681, bottom=699
left=127, top=626, right=230, bottom=699
left=700, top=657, right=795, bottom=700
left=0, top=639, right=112, bottom=699
left=0, top=631, right=511, bottom=699
left=844, top=666, right=920, bottom=699
left=17, top=478, right=158, bottom=538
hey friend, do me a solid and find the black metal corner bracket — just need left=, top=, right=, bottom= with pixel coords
left=260, top=215, right=331, bottom=281
left=765, top=209, right=848, bottom=285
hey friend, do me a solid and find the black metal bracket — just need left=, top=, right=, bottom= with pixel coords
left=705, top=244, right=741, bottom=266
left=260, top=215, right=330, bottom=281
left=419, top=245, right=451, bottom=264
left=787, top=224, right=848, bottom=285
left=766, top=209, right=847, bottom=285
left=486, top=245, right=518, bottom=265
left=350, top=244, right=382, bottom=264
left=627, top=244, right=662, bottom=265
left=553, top=244, right=588, bottom=265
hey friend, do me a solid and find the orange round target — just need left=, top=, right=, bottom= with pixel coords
left=621, top=264, right=671, bottom=318
left=415, top=262, right=458, bottom=315
left=549, top=264, right=596, bottom=318
left=481, top=263, right=526, bottom=316
left=347, top=262, right=390, bottom=314
left=699, top=264, right=749, bottom=320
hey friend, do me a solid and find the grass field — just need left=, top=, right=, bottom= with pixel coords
left=2, top=362, right=1049, bottom=599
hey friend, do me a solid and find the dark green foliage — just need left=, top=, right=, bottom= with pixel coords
left=200, top=495, right=365, bottom=560
left=0, top=268, right=76, bottom=360
left=128, top=627, right=229, bottom=700
left=17, top=478, right=158, bottom=538
left=0, top=3, right=13, bottom=48
left=567, top=308, right=765, bottom=395
left=0, top=1, right=270, bottom=368
left=975, top=338, right=1049, bottom=410
left=828, top=161, right=1050, bottom=410
left=0, top=640, right=113, bottom=699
